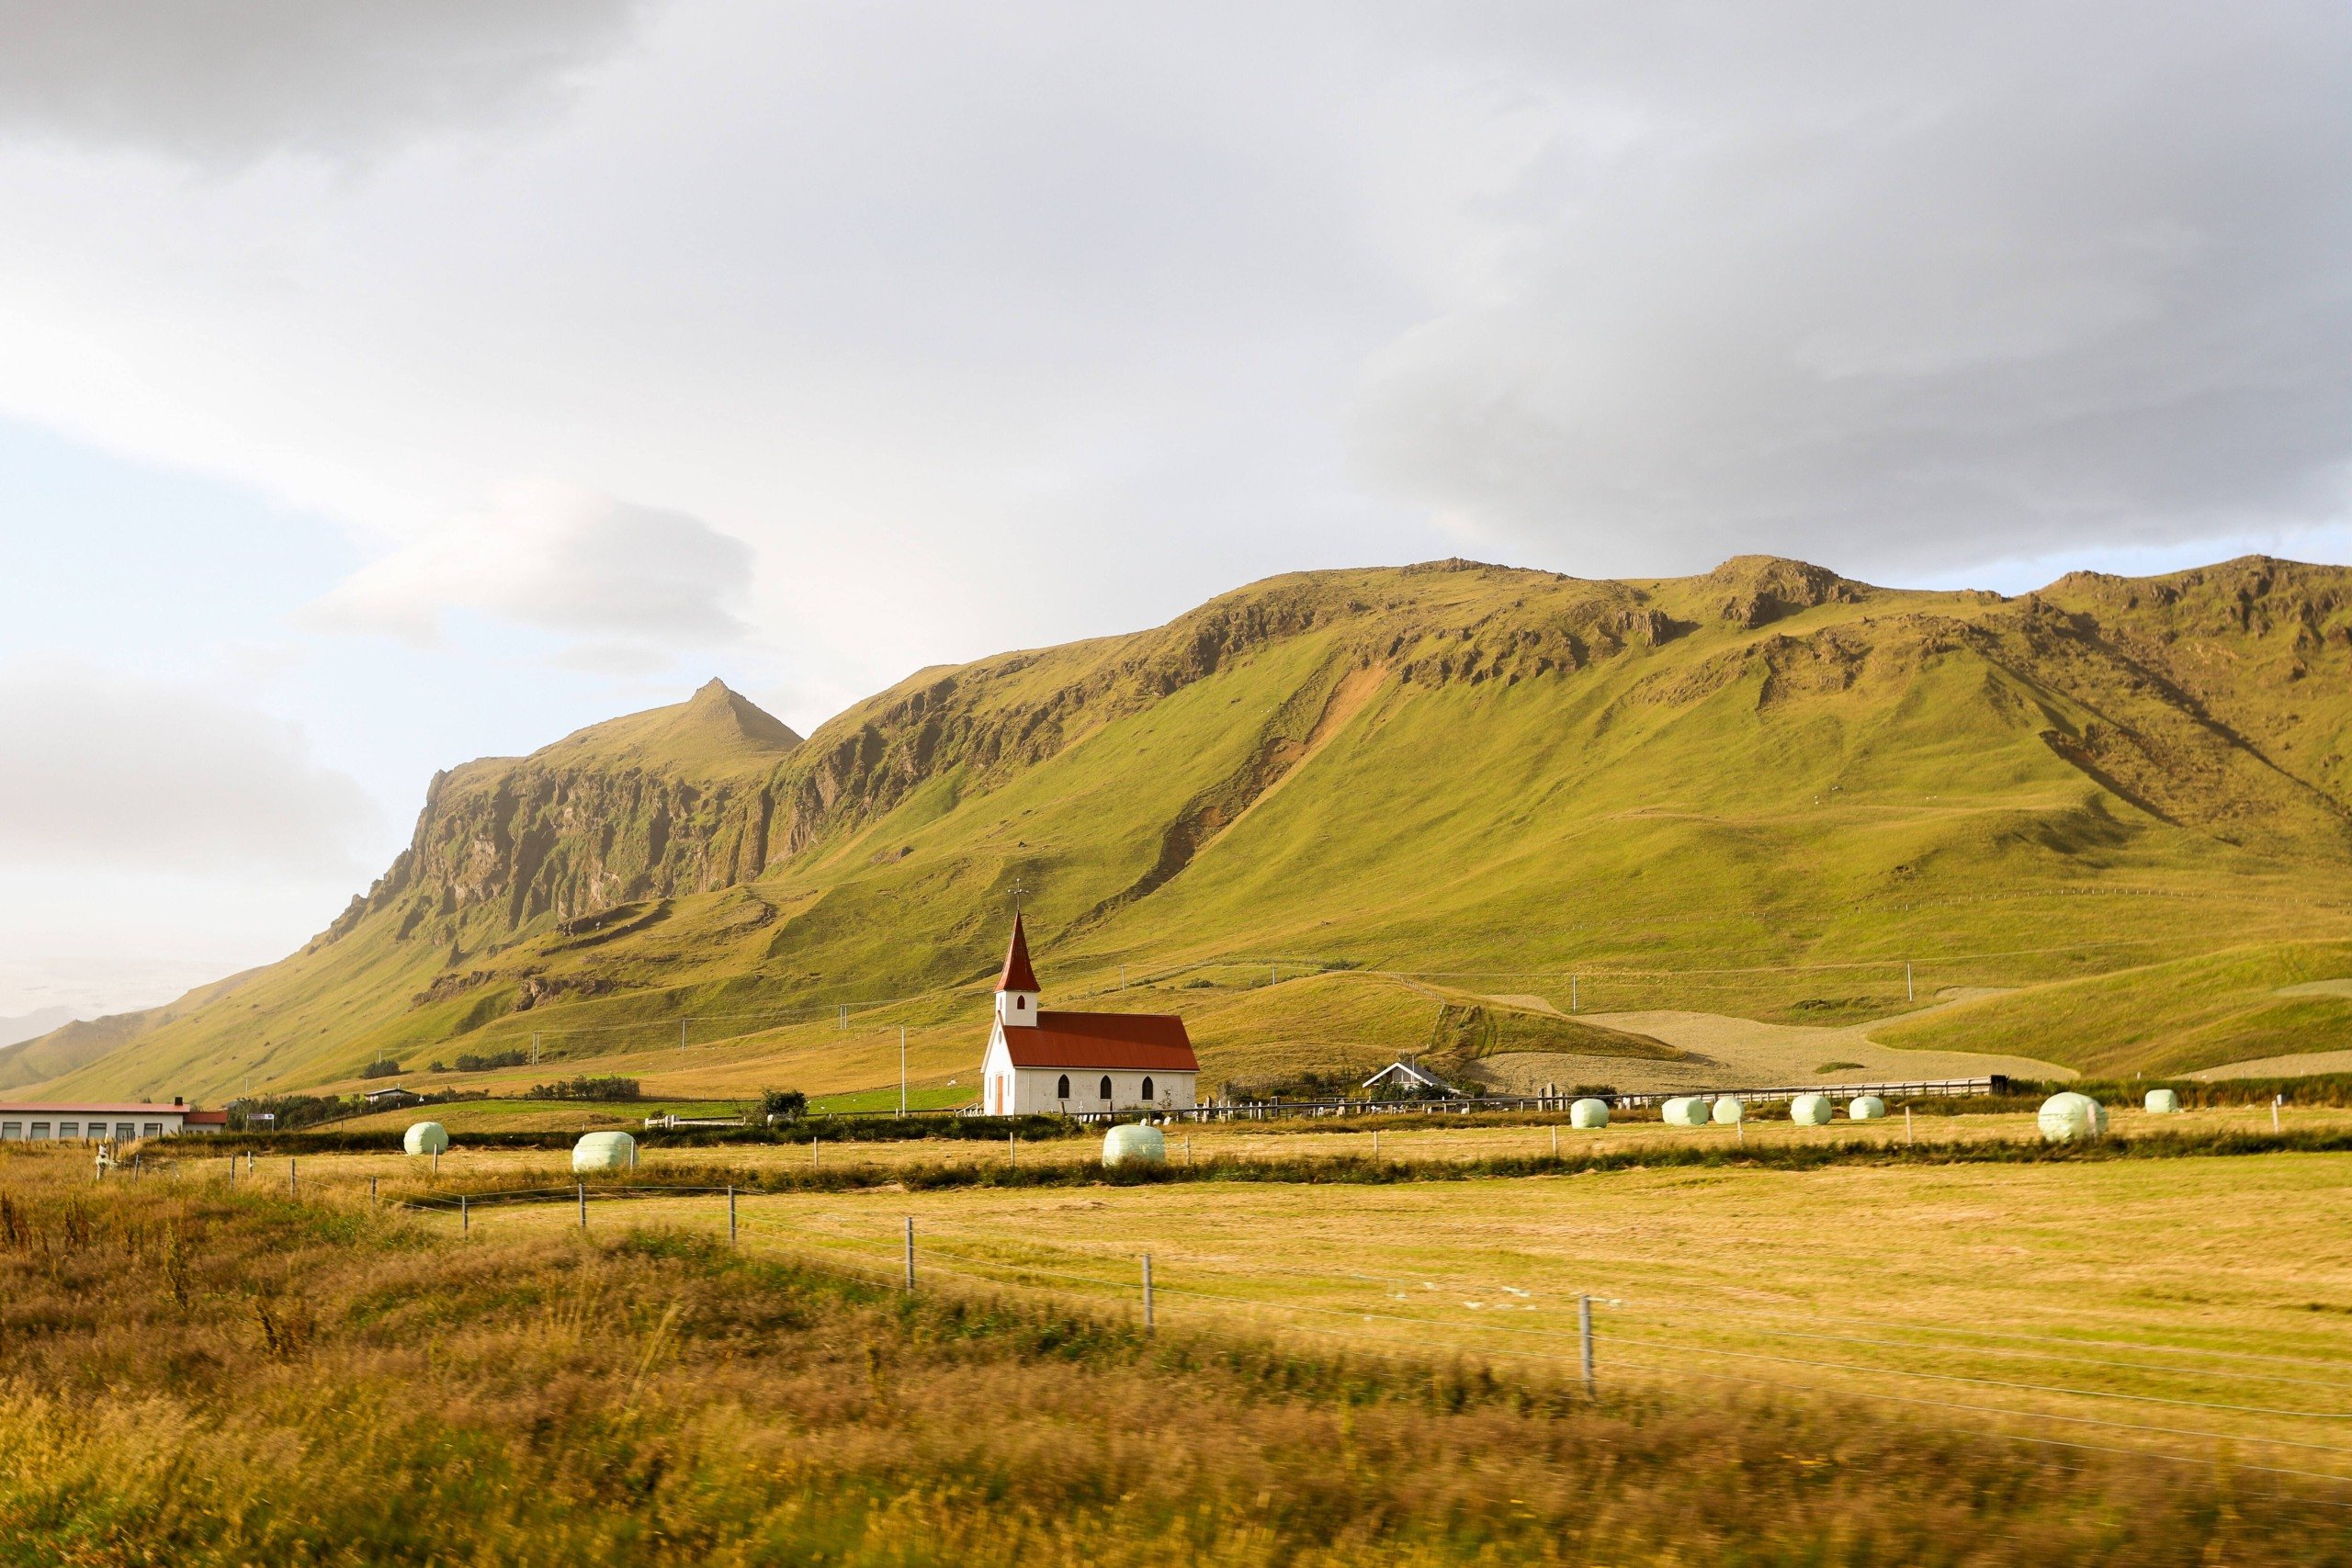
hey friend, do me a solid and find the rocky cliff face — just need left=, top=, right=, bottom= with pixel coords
left=332, top=680, right=798, bottom=949
left=327, top=555, right=2352, bottom=957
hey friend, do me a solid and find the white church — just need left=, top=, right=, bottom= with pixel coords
left=978, top=915, right=1199, bottom=1116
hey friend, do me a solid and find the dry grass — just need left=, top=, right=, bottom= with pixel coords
left=3, top=1145, right=2348, bottom=1566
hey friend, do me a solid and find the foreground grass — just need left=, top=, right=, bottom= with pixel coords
left=4, top=1150, right=2346, bottom=1565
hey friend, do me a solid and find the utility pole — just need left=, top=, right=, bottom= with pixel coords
left=1570, top=976, right=1578, bottom=1013
left=531, top=1032, right=539, bottom=1066
left=679, top=1018, right=688, bottom=1054
left=1905, top=963, right=1915, bottom=1003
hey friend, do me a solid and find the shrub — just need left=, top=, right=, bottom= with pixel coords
left=358, top=1059, right=403, bottom=1080
left=525, top=1075, right=639, bottom=1102
left=452, top=1048, right=530, bottom=1073
left=760, top=1089, right=808, bottom=1122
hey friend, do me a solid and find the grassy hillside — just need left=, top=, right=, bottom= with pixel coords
left=1876, top=938, right=2352, bottom=1076
left=28, top=552, right=2352, bottom=1103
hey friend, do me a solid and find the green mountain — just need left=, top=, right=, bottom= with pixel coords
left=24, top=553, right=2352, bottom=1104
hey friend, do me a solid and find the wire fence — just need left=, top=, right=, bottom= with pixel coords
left=383, top=1180, right=2352, bottom=1499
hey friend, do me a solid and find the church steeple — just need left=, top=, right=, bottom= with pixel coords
left=995, top=914, right=1041, bottom=1027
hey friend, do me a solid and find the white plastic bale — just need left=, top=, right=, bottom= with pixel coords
left=1711, top=1096, right=1745, bottom=1125
left=1569, top=1098, right=1610, bottom=1130
left=1661, top=1097, right=1710, bottom=1127
left=1847, top=1096, right=1888, bottom=1121
left=2143, top=1089, right=2181, bottom=1114
left=402, top=1122, right=449, bottom=1156
left=572, top=1131, right=639, bottom=1171
left=1789, top=1093, right=1833, bottom=1125
left=2037, top=1092, right=2109, bottom=1144
left=1102, top=1122, right=1167, bottom=1167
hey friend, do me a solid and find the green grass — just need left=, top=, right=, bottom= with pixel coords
left=1880, top=939, right=2352, bottom=1075
left=25, top=554, right=2352, bottom=1104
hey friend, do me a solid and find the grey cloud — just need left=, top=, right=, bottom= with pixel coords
left=0, top=663, right=380, bottom=874
left=1348, top=3, right=2352, bottom=578
left=0, top=0, right=645, bottom=163
left=305, top=482, right=755, bottom=653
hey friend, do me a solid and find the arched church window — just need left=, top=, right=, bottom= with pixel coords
left=1100, top=1076, right=1113, bottom=1101
left=1142, top=1077, right=1154, bottom=1100
left=1016, top=996, right=1026, bottom=1010
left=1057, top=1074, right=1069, bottom=1099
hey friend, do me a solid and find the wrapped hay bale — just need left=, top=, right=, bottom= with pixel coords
left=1711, top=1096, right=1745, bottom=1125
left=1661, top=1097, right=1711, bottom=1127
left=2143, top=1088, right=2181, bottom=1114
left=1789, top=1092, right=1834, bottom=1125
left=2037, top=1092, right=2109, bottom=1144
left=402, top=1121, right=449, bottom=1156
left=572, top=1131, right=638, bottom=1172
left=1847, top=1095, right=1888, bottom=1121
left=1569, top=1098, right=1611, bottom=1130
left=1102, top=1122, right=1167, bottom=1168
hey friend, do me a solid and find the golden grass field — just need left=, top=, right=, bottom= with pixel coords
left=160, top=1106, right=2352, bottom=1493
left=15, top=1141, right=2350, bottom=1564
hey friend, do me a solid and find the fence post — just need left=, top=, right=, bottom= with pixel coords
left=2274, top=1095, right=2283, bottom=1133
left=288, top=1158, right=297, bottom=1196
left=1009, top=1130, right=1015, bottom=1168
left=903, top=1217, right=915, bottom=1292
left=728, top=1186, right=737, bottom=1247
left=1579, top=1294, right=1596, bottom=1397
left=432, top=1148, right=439, bottom=1178
left=461, top=1194, right=469, bottom=1235
left=1142, top=1252, right=1154, bottom=1334
left=1551, top=1125, right=1558, bottom=1158
left=1373, top=1129, right=1379, bottom=1161
left=369, top=1175, right=378, bottom=1202
left=577, top=1183, right=586, bottom=1229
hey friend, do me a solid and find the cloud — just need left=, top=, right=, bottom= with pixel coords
left=0, top=663, right=379, bottom=874
left=0, top=0, right=645, bottom=164
left=1346, top=3, right=2352, bottom=578
left=305, top=482, right=756, bottom=659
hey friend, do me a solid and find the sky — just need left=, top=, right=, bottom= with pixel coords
left=3, top=1, right=2350, bottom=1019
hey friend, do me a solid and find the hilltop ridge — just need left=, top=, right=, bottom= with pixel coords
left=21, top=552, right=2352, bottom=1102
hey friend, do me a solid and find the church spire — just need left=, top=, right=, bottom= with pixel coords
left=996, top=912, right=1041, bottom=994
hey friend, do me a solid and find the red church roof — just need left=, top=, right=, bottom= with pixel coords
left=999, top=1011, right=1199, bottom=1072
left=996, top=913, right=1041, bottom=993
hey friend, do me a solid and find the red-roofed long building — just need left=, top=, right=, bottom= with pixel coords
left=979, top=916, right=1198, bottom=1115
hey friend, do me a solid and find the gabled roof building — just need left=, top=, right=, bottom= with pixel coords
left=978, top=916, right=1198, bottom=1116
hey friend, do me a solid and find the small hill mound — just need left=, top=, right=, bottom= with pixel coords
left=533, top=679, right=802, bottom=777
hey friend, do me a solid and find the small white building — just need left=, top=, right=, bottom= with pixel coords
left=0, top=1100, right=227, bottom=1143
left=978, top=916, right=1198, bottom=1115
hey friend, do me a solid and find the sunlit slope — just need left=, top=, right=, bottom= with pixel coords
left=1874, top=939, right=2352, bottom=1077
left=34, top=554, right=2352, bottom=1101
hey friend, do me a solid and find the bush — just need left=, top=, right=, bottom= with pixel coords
left=358, top=1059, right=403, bottom=1080
left=760, top=1089, right=808, bottom=1122
left=229, top=1094, right=363, bottom=1132
left=452, top=1048, right=530, bottom=1073
left=525, top=1075, right=639, bottom=1102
